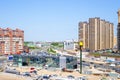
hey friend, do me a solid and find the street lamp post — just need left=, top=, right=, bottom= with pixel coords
left=79, top=41, right=83, bottom=74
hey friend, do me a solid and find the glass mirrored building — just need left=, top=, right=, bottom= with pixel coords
left=13, top=54, right=77, bottom=69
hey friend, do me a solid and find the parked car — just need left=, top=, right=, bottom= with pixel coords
left=5, top=69, right=20, bottom=75
left=33, top=76, right=42, bottom=80
left=67, top=75, right=75, bottom=80
left=22, top=72, right=31, bottom=77
left=76, top=76, right=88, bottom=80
left=41, top=75, right=50, bottom=80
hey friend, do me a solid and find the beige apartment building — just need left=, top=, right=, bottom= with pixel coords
left=110, top=23, right=114, bottom=48
left=78, top=17, right=114, bottom=51
left=100, top=19, right=105, bottom=49
left=89, top=18, right=100, bottom=50
left=78, top=22, right=89, bottom=49
left=105, top=21, right=110, bottom=49
left=114, top=36, right=117, bottom=47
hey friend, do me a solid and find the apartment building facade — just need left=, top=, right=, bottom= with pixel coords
left=78, top=17, right=114, bottom=51
left=0, top=28, right=24, bottom=55
left=100, top=19, right=106, bottom=49
left=117, top=9, right=120, bottom=52
left=78, top=22, right=89, bottom=49
left=89, top=18, right=100, bottom=50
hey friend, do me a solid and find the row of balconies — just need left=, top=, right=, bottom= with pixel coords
left=0, top=32, right=23, bottom=36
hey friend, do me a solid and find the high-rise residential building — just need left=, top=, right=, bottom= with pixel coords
left=117, top=9, right=120, bottom=52
left=100, top=19, right=105, bottom=49
left=78, top=22, right=89, bottom=49
left=0, top=28, right=24, bottom=55
left=78, top=17, right=114, bottom=51
left=114, top=36, right=117, bottom=47
left=105, top=21, right=110, bottom=49
left=89, top=17, right=100, bottom=50
left=110, top=23, right=114, bottom=48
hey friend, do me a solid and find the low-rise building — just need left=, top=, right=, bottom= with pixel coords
left=63, top=40, right=77, bottom=50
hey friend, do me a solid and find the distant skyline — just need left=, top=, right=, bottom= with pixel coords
left=0, top=0, right=119, bottom=41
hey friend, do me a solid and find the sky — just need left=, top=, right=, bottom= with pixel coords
left=0, top=0, right=120, bottom=41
